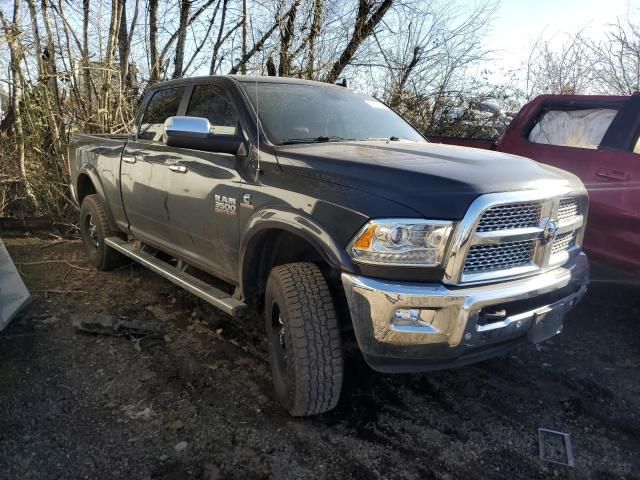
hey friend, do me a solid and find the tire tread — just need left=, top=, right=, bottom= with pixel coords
left=267, top=262, right=343, bottom=416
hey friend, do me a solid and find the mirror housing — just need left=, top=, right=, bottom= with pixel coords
left=163, top=116, right=244, bottom=155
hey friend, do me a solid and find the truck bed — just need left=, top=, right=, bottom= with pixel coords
left=68, top=133, right=129, bottom=231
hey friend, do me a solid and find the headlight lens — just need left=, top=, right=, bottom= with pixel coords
left=348, top=219, right=454, bottom=266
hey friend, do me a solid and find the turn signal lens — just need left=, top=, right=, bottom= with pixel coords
left=353, top=224, right=377, bottom=250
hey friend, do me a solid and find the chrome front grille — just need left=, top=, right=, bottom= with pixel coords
left=558, top=198, right=580, bottom=222
left=476, top=202, right=542, bottom=232
left=464, top=241, right=535, bottom=273
left=551, top=231, right=575, bottom=255
left=444, top=190, right=588, bottom=285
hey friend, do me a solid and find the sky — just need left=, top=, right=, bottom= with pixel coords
left=483, top=0, right=638, bottom=79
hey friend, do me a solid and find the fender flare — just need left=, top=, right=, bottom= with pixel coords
left=238, top=207, right=355, bottom=295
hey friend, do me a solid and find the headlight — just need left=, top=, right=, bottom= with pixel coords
left=348, top=219, right=454, bottom=266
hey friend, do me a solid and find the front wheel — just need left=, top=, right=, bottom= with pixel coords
left=79, top=194, right=126, bottom=270
left=264, top=262, right=344, bottom=416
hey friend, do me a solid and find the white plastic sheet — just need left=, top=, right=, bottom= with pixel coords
left=0, top=237, right=31, bottom=330
left=529, top=108, right=618, bottom=150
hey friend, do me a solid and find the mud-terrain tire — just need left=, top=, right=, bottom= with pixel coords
left=265, top=262, right=344, bottom=416
left=79, top=194, right=126, bottom=270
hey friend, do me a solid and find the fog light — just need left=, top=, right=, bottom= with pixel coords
left=392, top=308, right=436, bottom=326
left=394, top=309, right=421, bottom=323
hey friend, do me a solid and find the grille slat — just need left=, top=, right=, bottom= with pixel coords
left=464, top=241, right=535, bottom=274
left=558, top=198, right=580, bottom=222
left=476, top=202, right=542, bottom=232
left=551, top=232, right=576, bottom=255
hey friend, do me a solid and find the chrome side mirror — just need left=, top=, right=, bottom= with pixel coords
left=163, top=116, right=210, bottom=141
left=163, top=116, right=244, bottom=155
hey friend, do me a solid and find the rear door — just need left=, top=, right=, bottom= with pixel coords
left=121, top=86, right=187, bottom=250
left=164, top=81, right=244, bottom=279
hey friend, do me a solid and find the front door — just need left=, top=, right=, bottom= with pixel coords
left=165, top=82, right=244, bottom=279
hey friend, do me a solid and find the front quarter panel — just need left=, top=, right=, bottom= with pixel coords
left=237, top=151, right=448, bottom=285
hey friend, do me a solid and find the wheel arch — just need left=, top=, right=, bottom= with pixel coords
left=239, top=209, right=354, bottom=309
left=76, top=168, right=118, bottom=231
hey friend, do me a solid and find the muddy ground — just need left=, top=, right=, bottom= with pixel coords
left=0, top=236, right=638, bottom=480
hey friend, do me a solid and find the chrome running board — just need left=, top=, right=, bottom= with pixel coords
left=104, top=237, right=247, bottom=318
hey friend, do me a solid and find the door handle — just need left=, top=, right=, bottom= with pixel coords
left=169, top=164, right=188, bottom=173
left=122, top=155, right=137, bottom=164
left=596, top=168, right=630, bottom=181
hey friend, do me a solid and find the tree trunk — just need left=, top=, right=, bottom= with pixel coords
left=101, top=0, right=123, bottom=129
left=278, top=0, right=298, bottom=76
left=149, top=0, right=160, bottom=82
left=26, top=0, right=45, bottom=80
left=40, top=0, right=61, bottom=113
left=241, top=0, right=247, bottom=74
left=82, top=0, right=93, bottom=102
left=172, top=0, right=191, bottom=79
left=209, top=0, right=229, bottom=75
left=388, top=46, right=421, bottom=108
left=306, top=0, right=323, bottom=79
left=118, top=0, right=130, bottom=88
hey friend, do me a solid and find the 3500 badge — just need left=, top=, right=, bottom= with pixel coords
left=214, top=194, right=237, bottom=216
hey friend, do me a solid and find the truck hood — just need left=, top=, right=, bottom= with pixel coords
left=275, top=141, right=583, bottom=219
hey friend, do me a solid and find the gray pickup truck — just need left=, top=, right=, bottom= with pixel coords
left=69, top=75, right=589, bottom=416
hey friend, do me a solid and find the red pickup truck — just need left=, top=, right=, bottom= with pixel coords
left=430, top=93, right=640, bottom=272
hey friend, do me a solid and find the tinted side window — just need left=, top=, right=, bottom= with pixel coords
left=187, top=84, right=239, bottom=135
left=528, top=108, right=618, bottom=150
left=139, top=87, right=184, bottom=141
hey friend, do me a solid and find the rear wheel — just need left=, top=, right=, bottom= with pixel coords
left=264, top=262, right=344, bottom=416
left=79, top=194, right=126, bottom=270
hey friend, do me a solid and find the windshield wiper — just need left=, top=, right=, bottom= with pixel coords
left=280, top=135, right=355, bottom=145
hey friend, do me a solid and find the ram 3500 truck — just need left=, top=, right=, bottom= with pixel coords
left=69, top=76, right=589, bottom=416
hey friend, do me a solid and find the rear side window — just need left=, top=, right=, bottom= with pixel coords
left=186, top=84, right=239, bottom=135
left=634, top=135, right=640, bottom=154
left=528, top=108, right=618, bottom=150
left=139, top=87, right=185, bottom=141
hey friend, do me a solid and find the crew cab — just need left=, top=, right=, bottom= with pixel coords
left=69, top=76, right=590, bottom=416
left=429, top=93, right=640, bottom=273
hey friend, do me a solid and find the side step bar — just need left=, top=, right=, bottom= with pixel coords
left=104, top=237, right=247, bottom=318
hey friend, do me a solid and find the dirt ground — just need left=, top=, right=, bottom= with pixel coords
left=0, top=236, right=638, bottom=480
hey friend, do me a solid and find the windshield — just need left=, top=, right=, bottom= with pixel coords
left=241, top=82, right=425, bottom=145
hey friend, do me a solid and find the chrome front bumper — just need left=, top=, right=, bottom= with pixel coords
left=341, top=252, right=589, bottom=372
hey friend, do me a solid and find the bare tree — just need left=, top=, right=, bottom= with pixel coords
left=324, top=0, right=394, bottom=83
left=523, top=30, right=593, bottom=98
left=588, top=17, right=640, bottom=95
left=229, top=1, right=301, bottom=75
left=0, top=1, right=33, bottom=201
